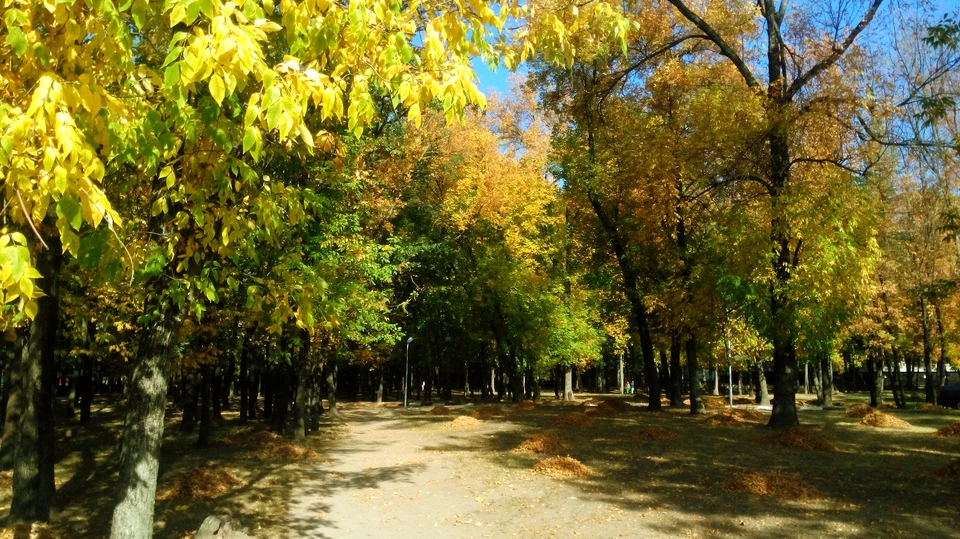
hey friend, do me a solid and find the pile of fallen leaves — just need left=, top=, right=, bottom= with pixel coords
left=733, top=397, right=754, bottom=405
left=726, top=471, right=823, bottom=500
left=429, top=406, right=452, bottom=415
left=0, top=524, right=60, bottom=539
left=700, top=413, right=746, bottom=427
left=247, top=430, right=319, bottom=460
left=513, top=400, right=540, bottom=411
left=450, top=415, right=482, bottom=428
left=859, top=411, right=912, bottom=429
left=684, top=397, right=726, bottom=409
left=761, top=427, right=835, bottom=452
left=933, top=422, right=960, bottom=438
left=845, top=404, right=874, bottom=418
left=514, top=433, right=565, bottom=454
left=631, top=426, right=675, bottom=442
left=552, top=412, right=595, bottom=428
left=585, top=401, right=620, bottom=417
left=723, top=408, right=768, bottom=423
left=470, top=405, right=505, bottom=419
left=156, top=464, right=247, bottom=501
left=600, top=399, right=633, bottom=412
left=0, top=470, right=11, bottom=492
left=915, top=403, right=948, bottom=412
left=937, top=458, right=960, bottom=479
left=532, top=456, right=595, bottom=479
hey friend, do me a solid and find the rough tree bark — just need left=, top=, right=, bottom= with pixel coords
left=10, top=230, right=62, bottom=523
left=0, top=337, right=24, bottom=470
left=109, top=297, right=186, bottom=539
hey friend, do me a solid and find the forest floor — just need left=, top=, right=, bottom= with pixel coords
left=0, top=390, right=958, bottom=538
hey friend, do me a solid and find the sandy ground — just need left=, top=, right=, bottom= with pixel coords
left=283, top=398, right=960, bottom=539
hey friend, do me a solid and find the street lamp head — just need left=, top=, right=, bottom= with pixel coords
left=407, top=336, right=413, bottom=344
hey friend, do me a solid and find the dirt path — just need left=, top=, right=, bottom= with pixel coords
left=284, top=399, right=960, bottom=539
left=286, top=404, right=641, bottom=539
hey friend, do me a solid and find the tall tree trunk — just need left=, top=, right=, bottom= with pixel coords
left=813, top=359, right=823, bottom=404
left=293, top=332, right=310, bottom=440
left=222, top=357, right=234, bottom=411
left=657, top=348, right=667, bottom=397
left=563, top=365, right=574, bottom=401
left=79, top=322, right=95, bottom=426
left=1, top=338, right=24, bottom=470
left=325, top=362, right=338, bottom=418
left=686, top=336, right=704, bottom=414
left=888, top=354, right=905, bottom=409
left=109, top=297, right=186, bottom=539
left=921, top=297, right=935, bottom=403
left=755, top=363, right=771, bottom=405
left=179, top=371, right=198, bottom=433
left=711, top=367, right=719, bottom=395
left=10, top=231, right=62, bottom=523
left=935, top=301, right=949, bottom=388
left=867, top=356, right=883, bottom=408
left=196, top=364, right=211, bottom=449
left=271, top=363, right=290, bottom=433
left=211, top=365, right=222, bottom=421
left=670, top=336, right=682, bottom=407
left=820, top=355, right=833, bottom=407
left=375, top=367, right=384, bottom=404
left=239, top=336, right=249, bottom=424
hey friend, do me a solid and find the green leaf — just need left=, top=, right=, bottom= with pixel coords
left=6, top=27, right=27, bottom=58
left=56, top=194, right=83, bottom=231
left=163, top=63, right=181, bottom=90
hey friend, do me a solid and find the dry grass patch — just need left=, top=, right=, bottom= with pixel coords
left=761, top=427, right=835, bottom=452
left=513, top=400, right=540, bottom=411
left=156, top=464, right=247, bottom=501
left=514, top=433, right=565, bottom=454
left=631, top=426, right=675, bottom=442
left=726, top=471, right=824, bottom=500
left=429, top=406, right=452, bottom=415
left=859, top=411, right=912, bottom=429
left=247, top=430, right=319, bottom=460
left=471, top=405, right=505, bottom=419
left=532, top=456, right=595, bottom=479
left=552, top=412, right=595, bottom=428
left=450, top=415, right=482, bottom=428
left=933, top=422, right=960, bottom=438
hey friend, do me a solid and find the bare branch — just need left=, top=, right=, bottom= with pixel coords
left=785, top=0, right=884, bottom=100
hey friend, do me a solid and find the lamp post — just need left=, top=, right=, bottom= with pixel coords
left=404, top=337, right=413, bottom=407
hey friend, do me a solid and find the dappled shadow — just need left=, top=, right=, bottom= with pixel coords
left=344, top=393, right=960, bottom=537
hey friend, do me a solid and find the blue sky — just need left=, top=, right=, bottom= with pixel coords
left=471, top=0, right=960, bottom=94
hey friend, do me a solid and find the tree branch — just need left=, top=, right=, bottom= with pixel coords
left=665, top=0, right=760, bottom=88
left=785, top=0, right=884, bottom=100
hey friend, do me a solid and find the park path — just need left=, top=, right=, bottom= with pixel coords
left=284, top=404, right=641, bottom=539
